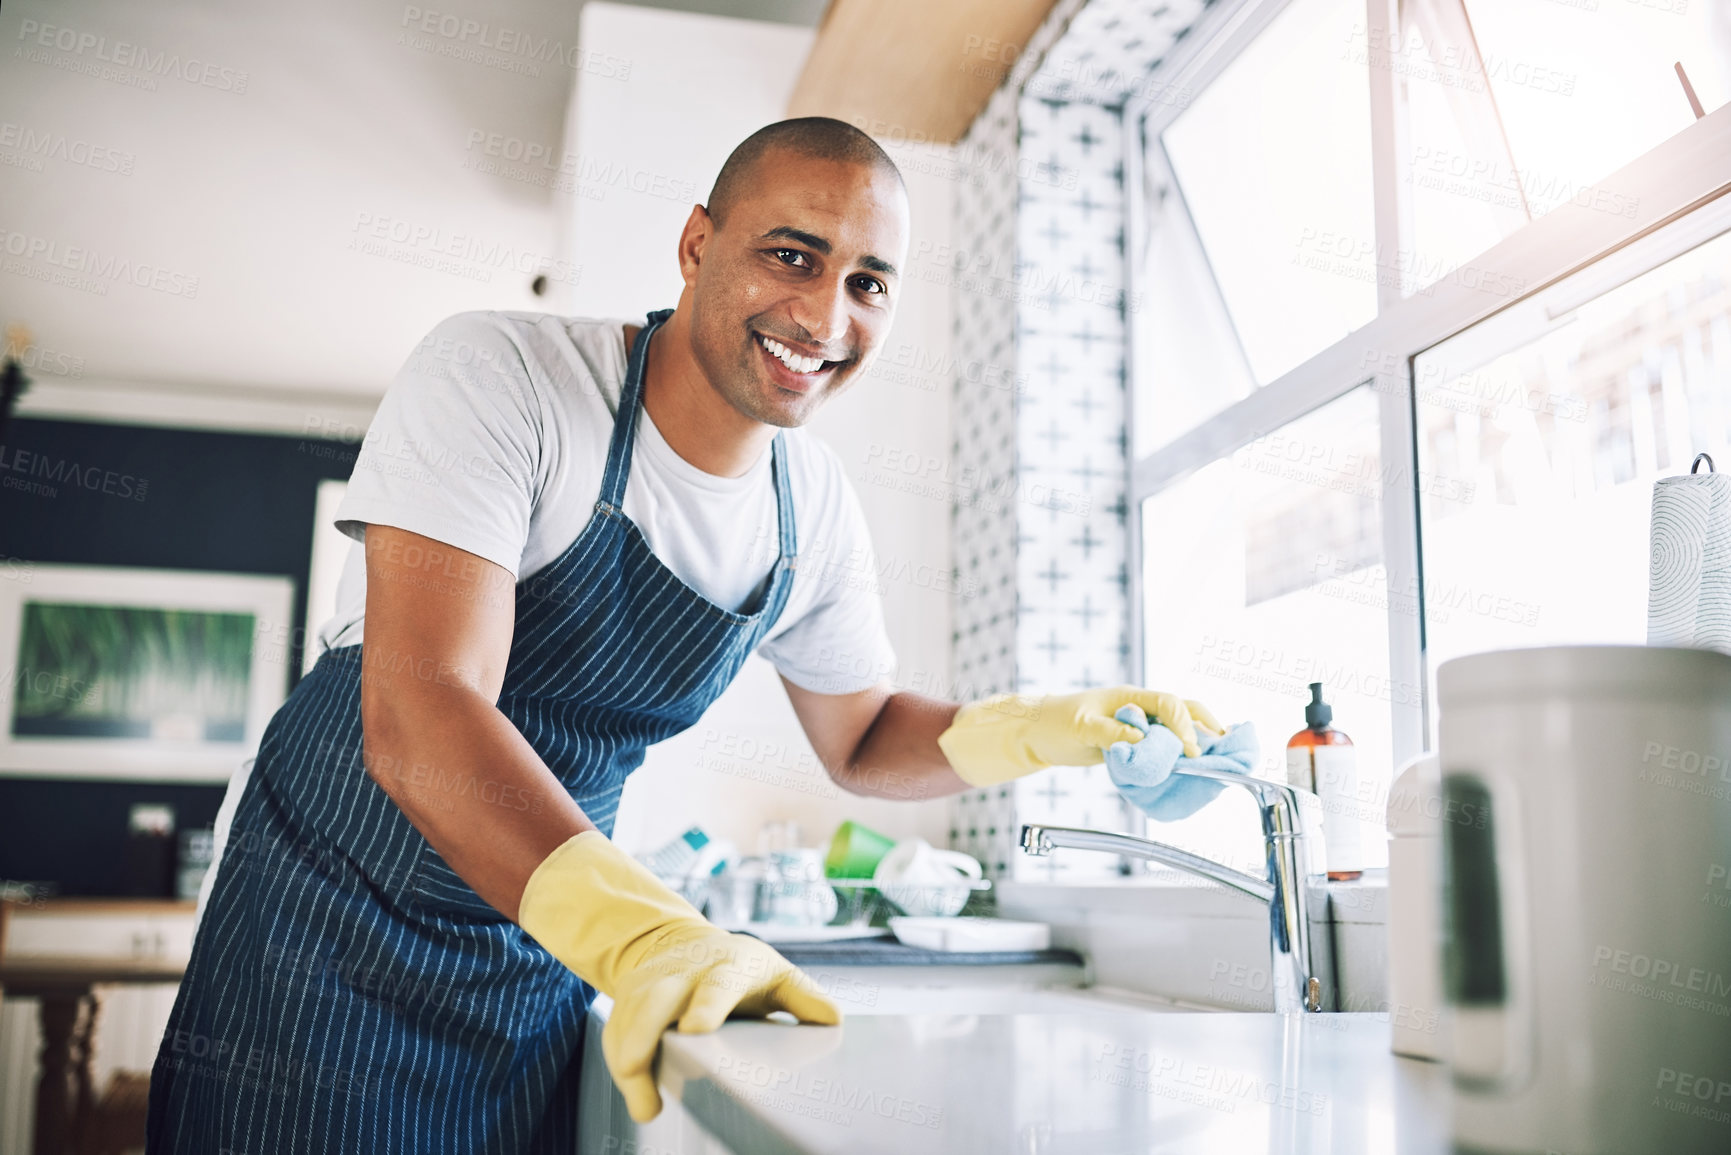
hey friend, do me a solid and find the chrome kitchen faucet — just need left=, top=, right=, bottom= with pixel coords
left=1021, top=765, right=1326, bottom=1014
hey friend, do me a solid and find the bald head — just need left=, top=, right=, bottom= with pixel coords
left=673, top=116, right=909, bottom=431
left=706, top=117, right=905, bottom=229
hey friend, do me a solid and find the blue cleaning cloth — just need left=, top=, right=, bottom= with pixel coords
left=1104, top=704, right=1260, bottom=822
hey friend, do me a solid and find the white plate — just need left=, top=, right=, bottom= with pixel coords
left=888, top=917, right=1052, bottom=952
left=740, top=923, right=894, bottom=944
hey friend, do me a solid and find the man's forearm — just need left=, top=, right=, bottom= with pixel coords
left=833, top=691, right=968, bottom=801
left=360, top=674, right=593, bottom=921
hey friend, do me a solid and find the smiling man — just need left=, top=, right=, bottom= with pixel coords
left=148, top=118, right=1221, bottom=1154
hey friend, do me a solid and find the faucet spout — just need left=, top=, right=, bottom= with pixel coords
left=1020, top=824, right=1272, bottom=904
left=1020, top=768, right=1325, bottom=1013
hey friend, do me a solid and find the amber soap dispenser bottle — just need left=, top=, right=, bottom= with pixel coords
left=1285, top=682, right=1363, bottom=880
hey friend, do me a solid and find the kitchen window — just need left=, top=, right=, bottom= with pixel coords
left=1125, top=0, right=1731, bottom=870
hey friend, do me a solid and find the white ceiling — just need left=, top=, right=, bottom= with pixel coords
left=0, top=0, right=825, bottom=423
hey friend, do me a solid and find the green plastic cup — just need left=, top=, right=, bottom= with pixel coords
left=824, top=820, right=898, bottom=879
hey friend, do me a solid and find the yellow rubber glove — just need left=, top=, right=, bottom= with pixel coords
left=937, top=685, right=1225, bottom=787
left=517, top=831, right=841, bottom=1122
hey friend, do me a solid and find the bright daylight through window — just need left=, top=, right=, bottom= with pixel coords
left=1140, top=386, right=1393, bottom=874
left=1403, top=0, right=1729, bottom=293
left=1416, top=226, right=1731, bottom=738
left=1161, top=0, right=1376, bottom=389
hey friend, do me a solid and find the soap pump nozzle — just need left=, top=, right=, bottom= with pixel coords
left=1304, top=682, right=1333, bottom=730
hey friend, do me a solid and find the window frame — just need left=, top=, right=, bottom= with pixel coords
left=1124, top=0, right=1731, bottom=772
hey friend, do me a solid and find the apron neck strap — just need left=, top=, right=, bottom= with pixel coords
left=770, top=433, right=795, bottom=561
left=597, top=308, right=674, bottom=510
left=598, top=309, right=796, bottom=563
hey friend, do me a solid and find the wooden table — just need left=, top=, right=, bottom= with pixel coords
left=0, top=955, right=186, bottom=1155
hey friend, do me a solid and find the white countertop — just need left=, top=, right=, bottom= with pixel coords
left=645, top=1010, right=1448, bottom=1154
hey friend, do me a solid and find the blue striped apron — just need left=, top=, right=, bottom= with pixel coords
left=148, top=307, right=798, bottom=1154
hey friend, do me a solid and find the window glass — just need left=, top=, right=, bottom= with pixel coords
left=1467, top=0, right=1727, bottom=200
left=1132, top=162, right=1257, bottom=456
left=1401, top=0, right=1731, bottom=294
left=1141, top=387, right=1395, bottom=873
left=1401, top=32, right=1511, bottom=296
left=1415, top=225, right=1731, bottom=737
left=1161, top=0, right=1377, bottom=385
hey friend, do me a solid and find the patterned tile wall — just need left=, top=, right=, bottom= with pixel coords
left=947, top=0, right=1212, bottom=882
left=947, top=0, right=1085, bottom=881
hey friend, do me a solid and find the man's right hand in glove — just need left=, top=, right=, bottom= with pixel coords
left=517, top=831, right=842, bottom=1122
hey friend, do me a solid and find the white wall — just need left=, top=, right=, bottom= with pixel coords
left=571, top=3, right=958, bottom=856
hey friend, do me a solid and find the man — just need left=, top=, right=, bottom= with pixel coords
left=148, top=118, right=1218, bottom=1153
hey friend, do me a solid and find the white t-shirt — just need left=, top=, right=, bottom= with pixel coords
left=317, top=310, right=896, bottom=694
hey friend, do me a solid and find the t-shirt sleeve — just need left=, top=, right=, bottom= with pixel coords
left=757, top=448, right=899, bottom=695
left=335, top=312, right=545, bottom=578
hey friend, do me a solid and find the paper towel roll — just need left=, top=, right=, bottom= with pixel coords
left=1648, top=469, right=1731, bottom=654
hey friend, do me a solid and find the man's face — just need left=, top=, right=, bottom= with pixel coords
left=683, top=149, right=909, bottom=428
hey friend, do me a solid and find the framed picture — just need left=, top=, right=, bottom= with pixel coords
left=0, top=565, right=294, bottom=781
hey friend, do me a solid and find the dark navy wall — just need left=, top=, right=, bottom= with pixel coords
left=0, top=416, right=359, bottom=896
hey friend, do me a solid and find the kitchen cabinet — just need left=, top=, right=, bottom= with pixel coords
left=788, top=0, right=1061, bottom=144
